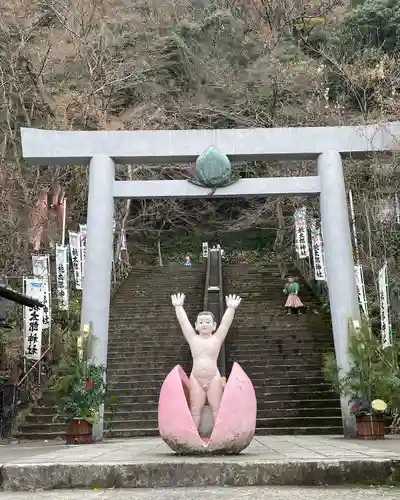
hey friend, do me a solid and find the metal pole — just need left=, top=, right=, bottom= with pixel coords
left=348, top=189, right=359, bottom=264
left=318, top=151, right=359, bottom=438
left=23, top=277, right=27, bottom=375
left=61, top=197, right=67, bottom=247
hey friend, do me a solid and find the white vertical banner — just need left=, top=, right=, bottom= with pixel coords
left=79, top=224, right=87, bottom=280
left=121, top=229, right=127, bottom=251
left=294, top=207, right=310, bottom=259
left=24, top=279, right=45, bottom=360
left=378, top=263, right=392, bottom=348
left=202, top=242, right=209, bottom=258
left=56, top=245, right=69, bottom=311
left=118, top=228, right=127, bottom=262
left=395, top=193, right=400, bottom=224
left=69, top=231, right=82, bottom=290
left=310, top=221, right=326, bottom=281
left=32, top=254, right=51, bottom=330
left=354, top=265, right=368, bottom=318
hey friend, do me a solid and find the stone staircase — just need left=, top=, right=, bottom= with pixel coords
left=15, top=265, right=204, bottom=440
left=105, top=265, right=204, bottom=437
left=15, top=262, right=341, bottom=440
left=224, top=264, right=342, bottom=435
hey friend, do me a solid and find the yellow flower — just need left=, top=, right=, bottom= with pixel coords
left=371, top=399, right=387, bottom=412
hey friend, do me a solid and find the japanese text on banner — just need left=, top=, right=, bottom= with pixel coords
left=378, top=264, right=391, bottom=348
left=79, top=224, right=87, bottom=279
left=32, top=255, right=51, bottom=329
left=56, top=245, right=69, bottom=311
left=24, top=279, right=44, bottom=360
left=310, top=222, right=326, bottom=281
left=69, top=231, right=83, bottom=290
left=354, top=265, right=368, bottom=318
left=294, top=207, right=309, bottom=259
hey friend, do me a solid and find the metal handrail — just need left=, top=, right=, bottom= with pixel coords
left=217, top=251, right=226, bottom=378
left=203, top=251, right=211, bottom=310
left=17, top=345, right=53, bottom=388
left=289, top=232, right=329, bottom=304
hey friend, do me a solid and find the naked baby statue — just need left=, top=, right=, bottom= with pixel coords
left=170, top=292, right=242, bottom=429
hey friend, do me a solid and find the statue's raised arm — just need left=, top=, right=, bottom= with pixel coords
left=171, top=293, right=196, bottom=343
left=214, top=294, right=242, bottom=343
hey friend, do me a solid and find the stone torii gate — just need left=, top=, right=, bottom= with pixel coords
left=21, top=122, right=400, bottom=440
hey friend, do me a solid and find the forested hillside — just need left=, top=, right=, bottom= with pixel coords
left=0, top=0, right=399, bottom=292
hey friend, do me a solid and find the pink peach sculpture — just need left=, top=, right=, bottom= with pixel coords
left=158, top=362, right=257, bottom=454
left=158, top=292, right=257, bottom=454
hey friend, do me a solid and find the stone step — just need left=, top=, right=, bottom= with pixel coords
left=107, top=340, right=331, bottom=350
left=107, top=342, right=331, bottom=352
left=106, top=390, right=337, bottom=405
left=227, top=334, right=332, bottom=342
left=108, top=360, right=192, bottom=372
left=103, top=424, right=343, bottom=439
left=107, top=328, right=332, bottom=339
left=110, top=301, right=202, bottom=309
left=104, top=406, right=342, bottom=422
left=18, top=423, right=67, bottom=433
left=106, top=377, right=328, bottom=392
left=36, top=390, right=338, bottom=415
left=107, top=340, right=333, bottom=353
left=105, top=428, right=159, bottom=438
left=104, top=414, right=343, bottom=431
left=104, top=397, right=340, bottom=413
left=107, top=351, right=327, bottom=363
left=107, top=330, right=331, bottom=341
left=107, top=317, right=317, bottom=327
left=106, top=366, right=324, bottom=377
left=105, top=367, right=326, bottom=381
left=113, top=288, right=310, bottom=294
left=29, top=396, right=340, bottom=421
left=15, top=431, right=66, bottom=441
left=108, top=320, right=328, bottom=329
left=255, top=425, right=342, bottom=435
left=253, top=386, right=335, bottom=397
left=39, top=387, right=164, bottom=404
left=106, top=356, right=324, bottom=369
left=256, top=416, right=343, bottom=427
left=107, top=342, right=331, bottom=355
left=108, top=382, right=332, bottom=396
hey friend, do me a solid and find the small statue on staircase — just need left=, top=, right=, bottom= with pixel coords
left=170, top=292, right=242, bottom=429
left=283, top=276, right=304, bottom=315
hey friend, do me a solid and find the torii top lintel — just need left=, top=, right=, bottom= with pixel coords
left=21, top=122, right=400, bottom=165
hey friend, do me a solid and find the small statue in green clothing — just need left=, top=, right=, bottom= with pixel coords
left=283, top=276, right=304, bottom=315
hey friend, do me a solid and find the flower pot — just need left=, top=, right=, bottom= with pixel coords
left=66, top=418, right=93, bottom=445
left=356, top=415, right=385, bottom=440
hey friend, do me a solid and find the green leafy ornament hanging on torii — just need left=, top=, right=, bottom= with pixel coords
left=188, top=146, right=240, bottom=195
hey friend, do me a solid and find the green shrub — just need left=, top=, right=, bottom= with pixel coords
left=335, top=0, right=400, bottom=58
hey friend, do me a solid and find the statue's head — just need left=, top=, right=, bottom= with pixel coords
left=287, top=276, right=294, bottom=283
left=195, top=311, right=217, bottom=337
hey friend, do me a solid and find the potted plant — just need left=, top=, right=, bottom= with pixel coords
left=51, top=327, right=111, bottom=444
left=323, top=319, right=390, bottom=440
left=349, top=398, right=388, bottom=439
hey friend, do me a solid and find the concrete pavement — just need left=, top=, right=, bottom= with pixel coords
left=0, top=486, right=399, bottom=500
left=1, top=435, right=400, bottom=491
